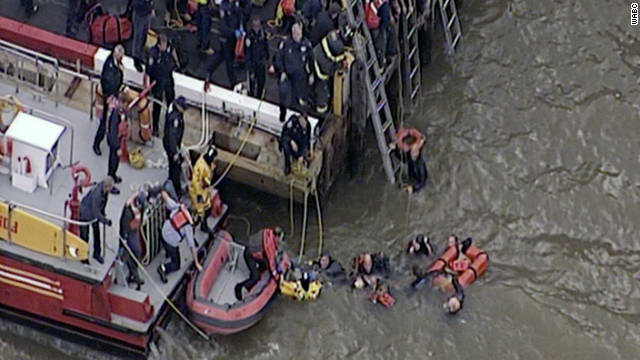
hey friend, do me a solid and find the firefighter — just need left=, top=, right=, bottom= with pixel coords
left=280, top=113, right=311, bottom=175
left=79, top=176, right=115, bottom=265
left=94, top=45, right=125, bottom=157
left=147, top=33, right=179, bottom=136
left=20, top=0, right=39, bottom=16
left=274, top=22, right=314, bottom=123
left=189, top=145, right=218, bottom=231
left=312, top=30, right=345, bottom=115
left=194, top=0, right=214, bottom=54
left=118, top=190, right=147, bottom=289
left=163, top=96, right=186, bottom=198
left=66, top=0, right=85, bottom=36
left=131, top=0, right=154, bottom=72
left=157, top=191, right=203, bottom=283
left=245, top=17, right=269, bottom=98
left=204, top=0, right=243, bottom=88
left=106, top=93, right=126, bottom=190
left=309, top=2, right=341, bottom=46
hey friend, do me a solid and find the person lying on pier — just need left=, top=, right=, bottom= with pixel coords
left=79, top=176, right=115, bottom=265
left=280, top=113, right=311, bottom=175
left=388, top=130, right=428, bottom=194
left=118, top=190, right=148, bottom=289
left=189, top=144, right=218, bottom=233
left=157, top=191, right=203, bottom=283
left=406, top=234, right=433, bottom=256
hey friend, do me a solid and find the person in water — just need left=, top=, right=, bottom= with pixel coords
left=407, top=234, right=433, bottom=256
left=444, top=277, right=464, bottom=315
left=389, top=131, right=428, bottom=194
left=311, top=253, right=346, bottom=285
left=351, top=251, right=390, bottom=289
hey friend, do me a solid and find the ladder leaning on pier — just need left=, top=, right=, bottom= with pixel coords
left=345, top=0, right=399, bottom=184
left=400, top=0, right=422, bottom=110
left=438, top=0, right=462, bottom=55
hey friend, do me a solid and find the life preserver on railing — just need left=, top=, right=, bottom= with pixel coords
left=395, top=127, right=423, bottom=153
left=71, top=164, right=93, bottom=187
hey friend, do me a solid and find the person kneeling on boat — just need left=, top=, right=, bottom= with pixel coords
left=157, top=191, right=203, bottom=283
left=407, top=234, right=433, bottom=256
left=280, top=113, right=311, bottom=176
left=189, top=144, right=218, bottom=233
left=234, top=246, right=268, bottom=301
left=388, top=129, right=428, bottom=194
left=118, top=189, right=148, bottom=289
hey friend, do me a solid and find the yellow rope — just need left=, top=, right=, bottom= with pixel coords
left=212, top=87, right=266, bottom=188
left=297, top=187, right=309, bottom=263
left=314, top=180, right=323, bottom=259
left=289, top=178, right=295, bottom=237
left=118, top=236, right=210, bottom=340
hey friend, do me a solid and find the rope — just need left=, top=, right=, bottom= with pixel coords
left=211, top=85, right=267, bottom=188
left=314, top=180, right=323, bottom=259
left=289, top=178, right=295, bottom=237
left=297, top=187, right=309, bottom=263
left=118, top=236, right=210, bottom=341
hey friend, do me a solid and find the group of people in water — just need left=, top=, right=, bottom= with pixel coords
left=277, top=232, right=476, bottom=315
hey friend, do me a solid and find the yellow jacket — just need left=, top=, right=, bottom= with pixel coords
left=189, top=156, right=214, bottom=216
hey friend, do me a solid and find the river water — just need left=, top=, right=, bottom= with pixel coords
left=3, top=0, right=640, bottom=359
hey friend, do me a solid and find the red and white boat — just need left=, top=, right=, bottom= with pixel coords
left=186, top=228, right=290, bottom=335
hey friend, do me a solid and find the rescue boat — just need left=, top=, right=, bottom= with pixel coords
left=186, top=228, right=290, bottom=335
left=427, top=243, right=489, bottom=292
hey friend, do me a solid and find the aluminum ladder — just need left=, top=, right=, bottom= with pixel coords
left=438, top=0, right=462, bottom=55
left=401, top=0, right=422, bottom=110
left=345, top=0, right=399, bottom=184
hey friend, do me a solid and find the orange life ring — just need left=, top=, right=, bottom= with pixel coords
left=395, top=127, right=423, bottom=153
left=123, top=88, right=152, bottom=142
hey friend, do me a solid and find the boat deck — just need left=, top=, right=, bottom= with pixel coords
left=0, top=80, right=226, bottom=334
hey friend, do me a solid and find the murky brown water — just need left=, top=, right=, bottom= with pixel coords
left=3, top=0, right=640, bottom=359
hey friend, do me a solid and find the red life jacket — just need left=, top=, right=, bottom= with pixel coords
left=170, top=207, right=190, bottom=231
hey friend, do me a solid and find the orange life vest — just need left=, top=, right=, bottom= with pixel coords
left=170, top=207, right=191, bottom=231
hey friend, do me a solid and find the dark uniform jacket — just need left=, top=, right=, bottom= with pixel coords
left=132, top=0, right=153, bottom=16
left=281, top=115, right=311, bottom=157
left=101, top=54, right=124, bottom=98
left=79, top=182, right=110, bottom=223
left=107, top=107, right=122, bottom=150
left=275, top=38, right=314, bottom=79
left=219, top=0, right=242, bottom=41
left=147, top=43, right=176, bottom=86
left=245, top=28, right=269, bottom=69
left=162, top=106, right=185, bottom=157
left=119, top=204, right=136, bottom=239
left=309, top=10, right=334, bottom=46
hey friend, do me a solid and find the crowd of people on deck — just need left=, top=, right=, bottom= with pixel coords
left=15, top=0, right=445, bottom=312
